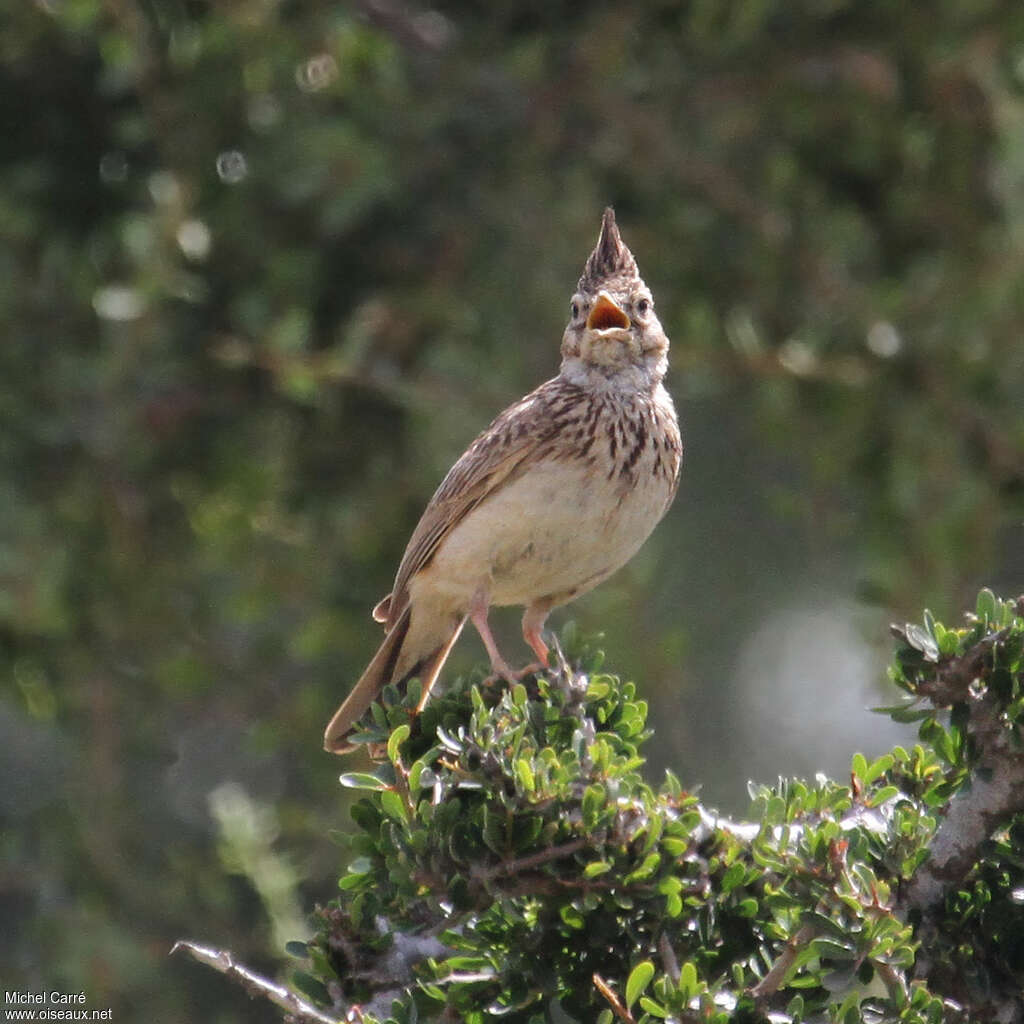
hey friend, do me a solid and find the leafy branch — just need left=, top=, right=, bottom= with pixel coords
left=180, top=593, right=1024, bottom=1023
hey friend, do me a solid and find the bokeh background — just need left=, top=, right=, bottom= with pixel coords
left=3, top=1, right=1023, bottom=1020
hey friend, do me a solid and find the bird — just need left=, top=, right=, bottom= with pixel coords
left=324, top=207, right=682, bottom=754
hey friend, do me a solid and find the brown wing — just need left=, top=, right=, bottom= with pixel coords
left=379, top=377, right=578, bottom=629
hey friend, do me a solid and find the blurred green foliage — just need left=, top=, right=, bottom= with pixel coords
left=1, top=0, right=1022, bottom=1020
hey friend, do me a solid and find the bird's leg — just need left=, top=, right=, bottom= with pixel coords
left=521, top=601, right=552, bottom=669
left=469, top=587, right=518, bottom=683
left=469, top=589, right=549, bottom=683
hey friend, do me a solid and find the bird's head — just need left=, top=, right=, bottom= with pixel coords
left=560, top=207, right=669, bottom=386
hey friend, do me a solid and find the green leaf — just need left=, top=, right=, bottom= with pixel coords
left=811, top=936, right=856, bottom=959
left=380, top=789, right=409, bottom=824
left=560, top=904, right=585, bottom=929
left=867, top=785, right=900, bottom=806
left=874, top=701, right=932, bottom=723
left=802, top=911, right=853, bottom=940
left=904, top=623, right=939, bottom=661
left=291, top=970, right=330, bottom=1004
left=584, top=860, right=613, bottom=878
left=481, top=804, right=506, bottom=854
left=515, top=757, right=535, bottom=793
left=408, top=759, right=426, bottom=792
left=934, top=622, right=959, bottom=657
left=863, top=753, right=894, bottom=784
left=976, top=587, right=997, bottom=623
left=764, top=795, right=787, bottom=823
left=678, top=961, right=698, bottom=998
left=722, top=861, right=745, bottom=893
left=387, top=723, right=411, bottom=764
left=582, top=783, right=606, bottom=827
left=624, top=852, right=660, bottom=884
left=338, top=771, right=391, bottom=791
left=625, top=960, right=655, bottom=1008
left=923, top=608, right=936, bottom=638
left=639, top=995, right=669, bottom=1017
left=444, top=955, right=494, bottom=973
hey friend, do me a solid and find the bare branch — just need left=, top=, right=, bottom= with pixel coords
left=657, top=932, right=681, bottom=986
left=592, top=973, right=636, bottom=1024
left=171, top=940, right=340, bottom=1024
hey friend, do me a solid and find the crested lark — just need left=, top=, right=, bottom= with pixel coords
left=324, top=207, right=681, bottom=753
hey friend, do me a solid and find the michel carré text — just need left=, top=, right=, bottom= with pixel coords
left=5, top=992, right=86, bottom=1005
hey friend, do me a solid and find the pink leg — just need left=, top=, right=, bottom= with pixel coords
left=522, top=602, right=551, bottom=667
left=469, top=588, right=518, bottom=683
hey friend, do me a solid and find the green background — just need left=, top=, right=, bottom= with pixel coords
left=2, top=1, right=1022, bottom=1020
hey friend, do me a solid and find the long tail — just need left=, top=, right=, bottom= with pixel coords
left=323, top=605, right=466, bottom=754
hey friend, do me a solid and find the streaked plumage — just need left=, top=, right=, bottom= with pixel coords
left=324, top=208, right=681, bottom=754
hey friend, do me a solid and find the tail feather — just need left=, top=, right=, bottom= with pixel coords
left=413, top=613, right=466, bottom=714
left=323, top=606, right=465, bottom=755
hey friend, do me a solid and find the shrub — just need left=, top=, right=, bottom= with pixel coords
left=181, top=591, right=1024, bottom=1023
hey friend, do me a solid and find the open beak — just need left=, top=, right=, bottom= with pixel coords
left=586, top=292, right=630, bottom=331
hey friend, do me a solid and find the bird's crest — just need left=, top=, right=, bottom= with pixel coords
left=578, top=207, right=639, bottom=292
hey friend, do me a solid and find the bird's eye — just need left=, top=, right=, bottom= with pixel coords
left=635, top=297, right=651, bottom=317
left=571, top=301, right=581, bottom=321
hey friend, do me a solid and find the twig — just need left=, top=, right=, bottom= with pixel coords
left=749, top=922, right=818, bottom=1000
left=592, top=973, right=636, bottom=1024
left=917, top=629, right=1006, bottom=705
left=874, top=960, right=909, bottom=1004
left=171, top=940, right=340, bottom=1024
left=658, top=932, right=681, bottom=985
left=477, top=837, right=588, bottom=881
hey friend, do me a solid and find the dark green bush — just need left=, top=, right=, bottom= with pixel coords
left=245, top=590, right=1024, bottom=1023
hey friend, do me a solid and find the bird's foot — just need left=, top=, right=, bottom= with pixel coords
left=482, top=658, right=547, bottom=688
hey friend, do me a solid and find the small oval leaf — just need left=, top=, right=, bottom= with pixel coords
left=338, top=771, right=390, bottom=791
left=625, top=960, right=655, bottom=1008
left=387, top=724, right=411, bottom=764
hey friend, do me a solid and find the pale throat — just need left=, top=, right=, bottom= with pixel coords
left=580, top=329, right=639, bottom=366
left=558, top=352, right=664, bottom=394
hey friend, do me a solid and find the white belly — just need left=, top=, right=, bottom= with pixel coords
left=415, top=457, right=671, bottom=610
